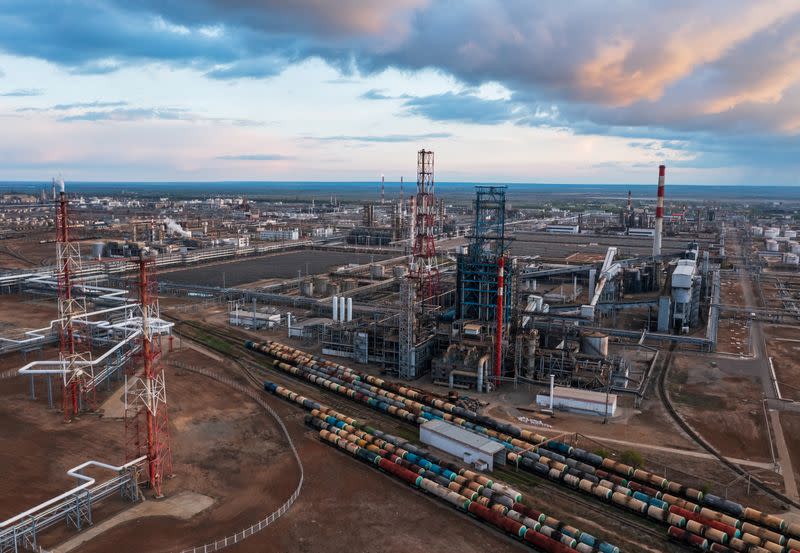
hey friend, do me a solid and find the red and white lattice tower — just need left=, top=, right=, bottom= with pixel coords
left=55, top=178, right=92, bottom=422
left=125, top=253, right=172, bottom=497
left=409, top=149, right=440, bottom=306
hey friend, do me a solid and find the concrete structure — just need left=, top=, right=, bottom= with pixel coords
left=229, top=309, right=280, bottom=329
left=420, top=419, right=506, bottom=471
left=535, top=386, right=617, bottom=417
left=259, top=228, right=300, bottom=241
left=671, top=261, right=698, bottom=333
left=545, top=224, right=579, bottom=234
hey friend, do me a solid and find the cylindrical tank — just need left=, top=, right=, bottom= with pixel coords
left=339, top=297, right=346, bottom=321
left=91, top=242, right=105, bottom=259
left=300, top=280, right=314, bottom=297
left=764, top=228, right=780, bottom=239
left=328, top=283, right=341, bottom=296
left=784, top=253, right=799, bottom=265
left=766, top=239, right=779, bottom=252
left=332, top=296, right=339, bottom=321
left=392, top=265, right=406, bottom=278
left=581, top=332, right=609, bottom=357
left=370, top=264, right=385, bottom=279
left=751, top=226, right=763, bottom=236
left=346, top=297, right=353, bottom=321
left=313, top=276, right=329, bottom=296
left=784, top=229, right=797, bottom=239
left=342, top=278, right=358, bottom=291
left=792, top=243, right=800, bottom=254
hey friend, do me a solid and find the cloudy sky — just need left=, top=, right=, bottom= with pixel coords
left=1, top=1, right=799, bottom=184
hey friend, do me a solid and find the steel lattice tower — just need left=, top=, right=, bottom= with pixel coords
left=125, top=253, right=173, bottom=497
left=410, top=149, right=440, bottom=306
left=55, top=178, right=92, bottom=422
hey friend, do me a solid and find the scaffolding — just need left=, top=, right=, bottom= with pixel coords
left=410, top=149, right=439, bottom=306
left=456, top=186, right=512, bottom=323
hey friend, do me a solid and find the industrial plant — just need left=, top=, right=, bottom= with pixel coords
left=1, top=153, right=800, bottom=553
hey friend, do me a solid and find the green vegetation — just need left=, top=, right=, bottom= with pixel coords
left=621, top=449, right=644, bottom=468
left=594, top=448, right=611, bottom=459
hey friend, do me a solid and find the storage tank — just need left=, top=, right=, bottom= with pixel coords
left=300, top=280, right=314, bottom=297
left=370, top=264, right=385, bottom=279
left=764, top=228, right=780, bottom=239
left=751, top=226, right=763, bottom=236
left=792, top=243, right=800, bottom=255
left=785, top=229, right=797, bottom=239
left=766, top=239, right=779, bottom=252
left=313, top=276, right=329, bottom=296
left=91, top=242, right=105, bottom=259
left=784, top=253, right=799, bottom=265
left=392, top=265, right=407, bottom=278
left=581, top=332, right=609, bottom=357
left=341, top=278, right=358, bottom=291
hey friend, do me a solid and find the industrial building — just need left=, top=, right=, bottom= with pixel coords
left=535, top=386, right=618, bottom=417
left=420, top=419, right=507, bottom=471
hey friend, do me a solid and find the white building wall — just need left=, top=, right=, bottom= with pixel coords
left=420, top=426, right=497, bottom=471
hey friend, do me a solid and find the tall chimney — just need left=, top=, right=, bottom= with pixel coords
left=380, top=174, right=385, bottom=204
left=653, top=165, right=665, bottom=256
left=627, top=190, right=632, bottom=212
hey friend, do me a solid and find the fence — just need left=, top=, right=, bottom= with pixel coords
left=168, top=361, right=304, bottom=553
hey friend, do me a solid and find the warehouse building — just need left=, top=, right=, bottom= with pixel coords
left=420, top=419, right=506, bottom=471
left=535, top=386, right=617, bottom=417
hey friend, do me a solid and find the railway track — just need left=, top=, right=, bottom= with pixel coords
left=167, top=316, right=694, bottom=552
left=495, top=466, right=677, bottom=548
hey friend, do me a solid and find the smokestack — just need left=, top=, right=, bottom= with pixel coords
left=380, top=174, right=385, bottom=204
left=653, top=165, right=665, bottom=257
left=400, top=176, right=404, bottom=201
left=627, top=190, right=632, bottom=212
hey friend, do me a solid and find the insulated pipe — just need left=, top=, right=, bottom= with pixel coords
left=653, top=165, right=665, bottom=256
left=494, top=256, right=505, bottom=385
left=346, top=298, right=353, bottom=322
left=0, top=456, right=146, bottom=528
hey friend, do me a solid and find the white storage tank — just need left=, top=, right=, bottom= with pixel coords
left=764, top=228, right=780, bottom=239
left=784, top=253, right=799, bottom=265
left=766, top=239, right=779, bottom=252
left=91, top=242, right=105, bottom=259
left=785, top=229, right=797, bottom=239
left=792, top=243, right=800, bottom=255
left=751, top=226, right=762, bottom=237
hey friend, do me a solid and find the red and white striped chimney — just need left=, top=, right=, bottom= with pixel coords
left=653, top=164, right=666, bottom=256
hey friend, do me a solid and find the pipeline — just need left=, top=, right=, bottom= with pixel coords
left=249, top=340, right=799, bottom=548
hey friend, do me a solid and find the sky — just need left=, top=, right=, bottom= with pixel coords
left=0, top=1, right=799, bottom=185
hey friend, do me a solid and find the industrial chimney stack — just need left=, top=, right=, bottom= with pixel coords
left=653, top=165, right=666, bottom=256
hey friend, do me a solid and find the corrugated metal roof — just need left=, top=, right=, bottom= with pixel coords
left=422, top=419, right=505, bottom=455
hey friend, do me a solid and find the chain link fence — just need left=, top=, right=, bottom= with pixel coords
left=169, top=361, right=304, bottom=553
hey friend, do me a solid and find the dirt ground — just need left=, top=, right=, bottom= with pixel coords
left=765, top=325, right=800, bottom=402
left=0, top=236, right=58, bottom=269
left=780, top=412, right=800, bottom=501
left=0, top=295, right=59, bottom=334
left=717, top=277, right=750, bottom=355
left=1, top=342, right=525, bottom=553
left=669, top=353, right=771, bottom=463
